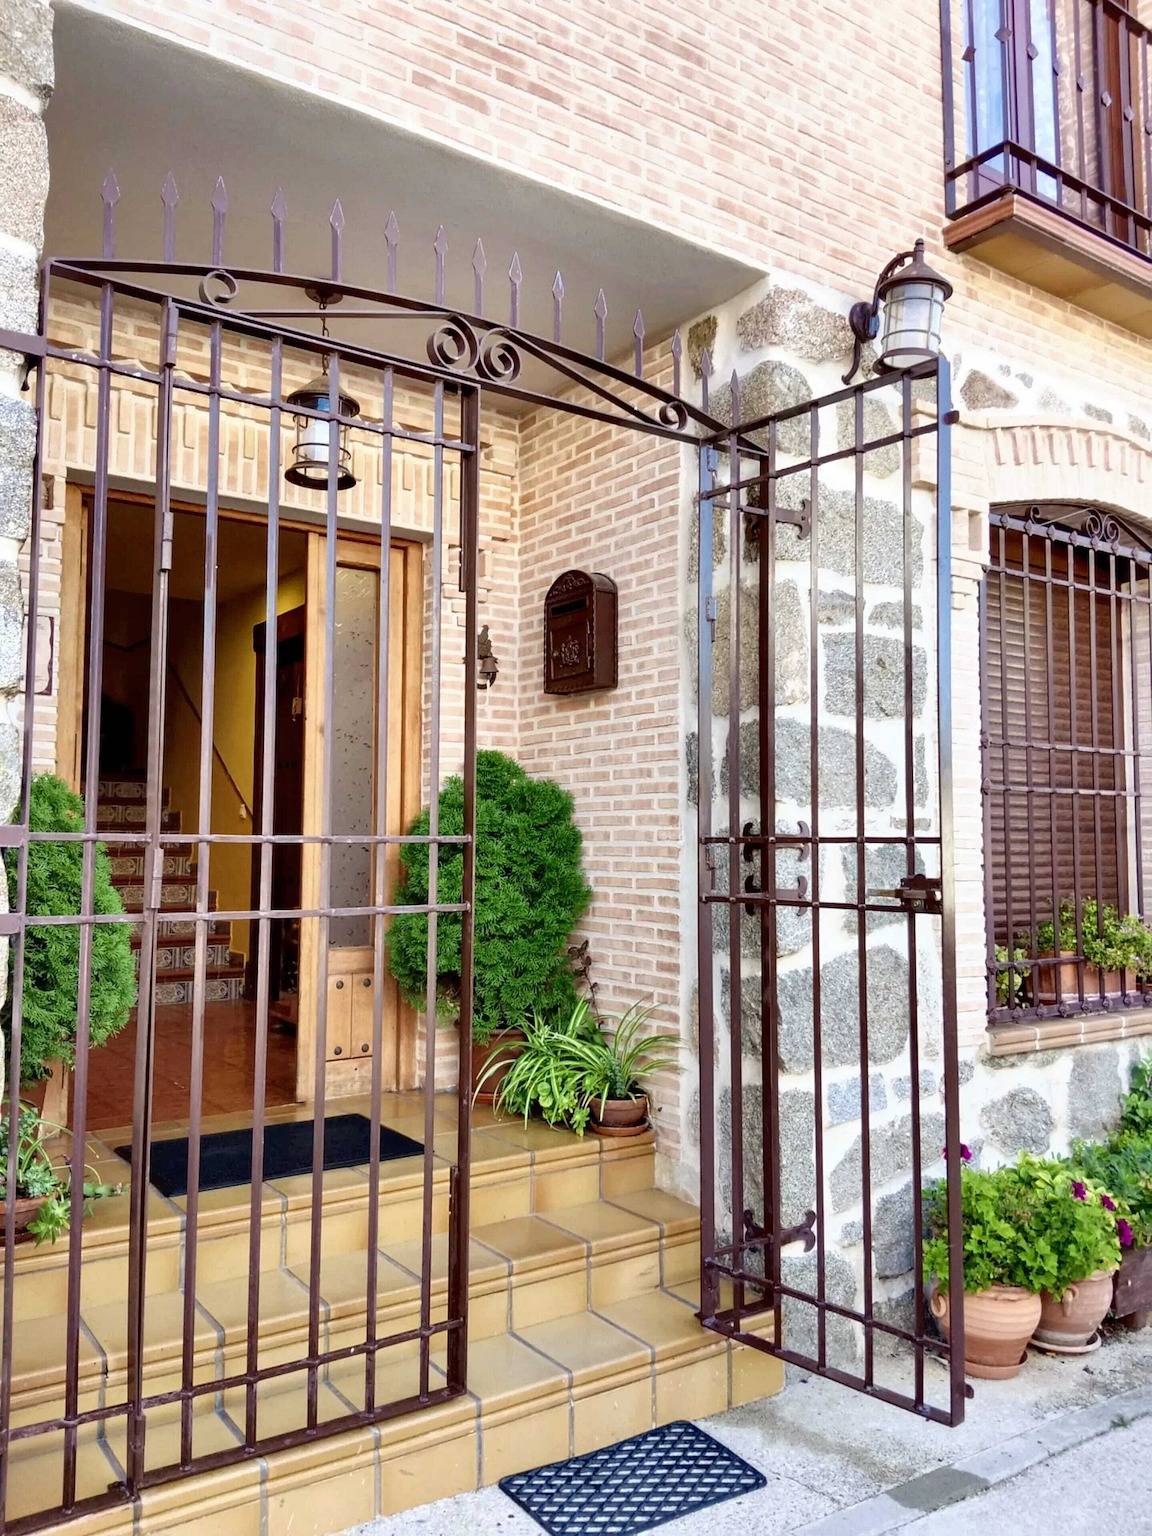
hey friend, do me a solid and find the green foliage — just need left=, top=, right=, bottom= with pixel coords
left=1069, top=1133, right=1152, bottom=1249
left=0, top=1102, right=121, bottom=1246
left=923, top=1163, right=1056, bottom=1295
left=1035, top=899, right=1152, bottom=975
left=993, top=943, right=1029, bottom=1007
left=1010, top=1155, right=1122, bottom=1296
left=1119, top=1054, right=1152, bottom=1138
left=386, top=752, right=591, bottom=1046
left=6, top=776, right=137, bottom=1083
left=548, top=1001, right=682, bottom=1113
left=477, top=999, right=601, bottom=1134
left=923, top=1156, right=1121, bottom=1296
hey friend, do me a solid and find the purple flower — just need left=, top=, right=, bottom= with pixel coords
left=1101, top=1194, right=1117, bottom=1212
left=943, top=1144, right=973, bottom=1163
left=1071, top=1180, right=1088, bottom=1202
left=1118, top=1219, right=1135, bottom=1249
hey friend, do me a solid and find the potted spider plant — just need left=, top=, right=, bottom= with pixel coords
left=554, top=1002, right=682, bottom=1139
left=0, top=1102, right=121, bottom=1246
left=475, top=999, right=602, bottom=1133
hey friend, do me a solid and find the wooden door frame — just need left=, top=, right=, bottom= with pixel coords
left=297, top=534, right=423, bottom=1101
left=57, top=485, right=425, bottom=1103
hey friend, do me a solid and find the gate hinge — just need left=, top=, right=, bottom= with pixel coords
left=146, top=845, right=167, bottom=913
left=745, top=496, right=811, bottom=545
left=704, top=594, right=717, bottom=634
left=159, top=507, right=175, bottom=572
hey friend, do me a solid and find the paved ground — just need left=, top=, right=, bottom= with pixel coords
left=346, top=1328, right=1152, bottom=1535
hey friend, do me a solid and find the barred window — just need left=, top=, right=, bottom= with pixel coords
left=982, top=504, right=1152, bottom=1024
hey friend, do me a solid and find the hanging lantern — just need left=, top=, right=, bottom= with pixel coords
left=284, top=365, right=360, bottom=491
left=844, top=238, right=953, bottom=383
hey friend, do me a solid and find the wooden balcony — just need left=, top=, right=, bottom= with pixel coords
left=941, top=0, right=1152, bottom=333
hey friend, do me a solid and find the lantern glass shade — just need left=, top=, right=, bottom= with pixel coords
left=876, top=241, right=952, bottom=372
left=285, top=371, right=360, bottom=491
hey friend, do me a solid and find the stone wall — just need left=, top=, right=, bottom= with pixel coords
left=0, top=0, right=54, bottom=1098
left=680, top=272, right=1152, bottom=1382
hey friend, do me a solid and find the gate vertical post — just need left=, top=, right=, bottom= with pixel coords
left=447, top=385, right=480, bottom=1393
left=935, top=359, right=966, bottom=1419
left=696, top=443, right=718, bottom=1324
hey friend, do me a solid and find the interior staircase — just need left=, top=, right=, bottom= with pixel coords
left=0, top=1100, right=781, bottom=1535
left=97, top=776, right=246, bottom=1005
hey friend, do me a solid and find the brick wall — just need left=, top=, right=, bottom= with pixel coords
left=515, top=354, right=688, bottom=1173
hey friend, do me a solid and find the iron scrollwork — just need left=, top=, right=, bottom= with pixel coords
left=427, top=316, right=523, bottom=383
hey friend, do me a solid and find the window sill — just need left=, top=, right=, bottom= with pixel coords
left=987, top=1007, right=1152, bottom=1058
left=944, top=189, right=1152, bottom=339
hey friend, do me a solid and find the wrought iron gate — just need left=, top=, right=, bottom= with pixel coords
left=694, top=360, right=967, bottom=1424
left=0, top=180, right=717, bottom=1533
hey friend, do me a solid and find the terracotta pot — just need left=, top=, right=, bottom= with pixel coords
left=7, top=1196, right=46, bottom=1245
left=1033, top=1269, right=1116, bottom=1352
left=589, top=1093, right=649, bottom=1138
left=1035, top=952, right=1136, bottom=1004
left=469, top=1029, right=524, bottom=1105
left=930, top=1284, right=1041, bottom=1380
left=1113, top=1244, right=1152, bottom=1330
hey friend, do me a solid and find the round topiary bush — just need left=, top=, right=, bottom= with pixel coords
left=6, top=774, right=137, bottom=1083
left=387, top=751, right=591, bottom=1044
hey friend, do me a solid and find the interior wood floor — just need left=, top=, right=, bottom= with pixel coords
left=81, top=1000, right=298, bottom=1131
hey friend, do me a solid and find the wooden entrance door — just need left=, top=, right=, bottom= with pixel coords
left=296, top=535, right=423, bottom=1099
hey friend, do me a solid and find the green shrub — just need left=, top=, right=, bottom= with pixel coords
left=386, top=751, right=591, bottom=1046
left=6, top=775, right=137, bottom=1083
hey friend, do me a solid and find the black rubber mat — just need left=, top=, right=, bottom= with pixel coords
left=117, top=1112, right=423, bottom=1197
left=498, top=1419, right=767, bottom=1535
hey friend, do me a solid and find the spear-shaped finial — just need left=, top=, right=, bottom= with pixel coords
left=270, top=187, right=287, bottom=273
left=160, top=172, right=179, bottom=262
left=551, top=270, right=564, bottom=344
left=101, top=170, right=120, bottom=259
left=671, top=329, right=683, bottom=398
left=330, top=198, right=345, bottom=282
left=508, top=252, right=523, bottom=328
left=699, top=346, right=713, bottom=412
left=593, top=288, right=608, bottom=362
left=384, top=210, right=400, bottom=291
left=472, top=238, right=487, bottom=314
left=210, top=176, right=228, bottom=265
left=633, top=308, right=646, bottom=377
left=433, top=224, right=447, bottom=306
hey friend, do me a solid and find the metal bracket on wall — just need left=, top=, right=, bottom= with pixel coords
left=744, top=495, right=811, bottom=551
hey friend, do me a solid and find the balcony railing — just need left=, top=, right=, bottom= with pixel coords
left=942, top=0, right=1152, bottom=262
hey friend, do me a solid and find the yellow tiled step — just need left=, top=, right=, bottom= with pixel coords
left=2, top=1104, right=657, bottom=1324
left=3, top=1284, right=782, bottom=1536
left=5, top=1187, right=699, bottom=1430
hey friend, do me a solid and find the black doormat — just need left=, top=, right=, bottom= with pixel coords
left=116, top=1113, right=424, bottom=1198
left=499, top=1420, right=767, bottom=1536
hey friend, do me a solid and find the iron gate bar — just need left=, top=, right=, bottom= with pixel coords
left=807, top=397, right=827, bottom=1371
left=364, top=362, right=395, bottom=1417
left=725, top=381, right=745, bottom=1329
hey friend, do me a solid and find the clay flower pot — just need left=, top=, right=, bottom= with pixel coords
left=930, top=1284, right=1041, bottom=1380
left=470, top=1029, right=524, bottom=1105
left=1036, top=952, right=1136, bottom=1004
left=1113, top=1245, right=1152, bottom=1331
left=1033, top=1268, right=1117, bottom=1353
left=589, top=1093, right=649, bottom=1139
left=7, top=1196, right=46, bottom=1245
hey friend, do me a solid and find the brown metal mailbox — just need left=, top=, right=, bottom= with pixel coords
left=543, top=569, right=618, bottom=694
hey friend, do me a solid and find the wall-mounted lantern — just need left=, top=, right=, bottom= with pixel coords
left=285, top=288, right=360, bottom=492
left=844, top=239, right=953, bottom=384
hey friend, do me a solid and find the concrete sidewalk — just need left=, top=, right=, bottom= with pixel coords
left=345, top=1328, right=1152, bottom=1535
